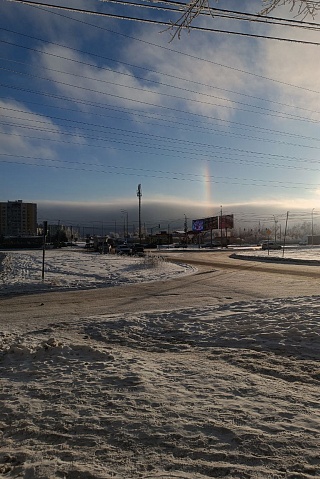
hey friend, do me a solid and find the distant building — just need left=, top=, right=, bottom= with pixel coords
left=0, top=200, right=37, bottom=236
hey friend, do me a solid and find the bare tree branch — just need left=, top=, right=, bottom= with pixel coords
left=166, top=0, right=217, bottom=40
left=167, top=0, right=320, bottom=40
left=260, top=0, right=320, bottom=19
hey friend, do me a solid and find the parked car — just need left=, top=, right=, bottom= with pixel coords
left=261, top=241, right=282, bottom=250
left=115, top=244, right=132, bottom=255
left=132, top=244, right=145, bottom=256
left=201, top=242, right=221, bottom=248
left=144, top=243, right=158, bottom=249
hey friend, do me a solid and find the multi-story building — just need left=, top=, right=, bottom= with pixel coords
left=0, top=200, right=37, bottom=236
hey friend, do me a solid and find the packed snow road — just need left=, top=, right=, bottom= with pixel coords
left=1, top=250, right=320, bottom=330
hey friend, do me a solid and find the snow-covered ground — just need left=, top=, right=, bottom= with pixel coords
left=1, top=245, right=320, bottom=297
left=231, top=244, right=320, bottom=264
left=0, top=246, right=319, bottom=479
left=0, top=248, right=195, bottom=296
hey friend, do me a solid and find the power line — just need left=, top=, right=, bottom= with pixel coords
left=4, top=0, right=320, bottom=45
left=6, top=0, right=320, bottom=31
left=2, top=19, right=320, bottom=99
left=3, top=107, right=320, bottom=159
left=1, top=156, right=318, bottom=190
left=2, top=61, right=319, bottom=124
left=1, top=77, right=319, bottom=146
left=2, top=40, right=320, bottom=123
left=149, top=0, right=320, bottom=30
left=2, top=0, right=320, bottom=202
left=2, top=52, right=320, bottom=121
left=3, top=81, right=320, bottom=153
left=2, top=98, right=319, bottom=149
left=3, top=129, right=320, bottom=173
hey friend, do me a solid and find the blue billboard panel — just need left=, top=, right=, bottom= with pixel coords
left=192, top=216, right=219, bottom=231
left=192, top=219, right=204, bottom=231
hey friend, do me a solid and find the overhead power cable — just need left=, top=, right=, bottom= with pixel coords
left=1, top=155, right=318, bottom=190
left=2, top=52, right=320, bottom=120
left=83, top=0, right=320, bottom=32
left=2, top=39, right=320, bottom=122
left=7, top=0, right=320, bottom=30
left=4, top=0, right=320, bottom=46
left=2, top=61, right=318, bottom=125
left=2, top=20, right=320, bottom=97
left=2, top=132, right=320, bottom=173
left=3, top=106, right=320, bottom=156
left=2, top=103, right=320, bottom=154
left=2, top=26, right=320, bottom=132
left=2, top=94, right=318, bottom=147
left=2, top=113, right=320, bottom=164
left=3, top=81, right=319, bottom=147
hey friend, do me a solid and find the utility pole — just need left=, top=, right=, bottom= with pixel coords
left=312, top=208, right=315, bottom=246
left=137, top=184, right=142, bottom=244
left=220, top=205, right=223, bottom=247
left=184, top=214, right=188, bottom=245
left=121, top=210, right=128, bottom=241
left=273, top=216, right=278, bottom=243
left=283, top=211, right=289, bottom=258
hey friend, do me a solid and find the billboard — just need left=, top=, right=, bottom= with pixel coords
left=192, top=219, right=204, bottom=232
left=219, top=214, right=234, bottom=229
left=192, top=216, right=218, bottom=232
left=204, top=216, right=218, bottom=230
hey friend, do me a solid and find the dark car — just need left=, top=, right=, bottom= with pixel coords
left=174, top=243, right=188, bottom=248
left=201, top=242, right=220, bottom=248
left=144, top=243, right=158, bottom=249
left=115, top=244, right=132, bottom=255
left=132, top=244, right=145, bottom=256
left=261, top=241, right=282, bottom=250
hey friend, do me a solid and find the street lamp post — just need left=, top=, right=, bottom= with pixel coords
left=121, top=210, right=128, bottom=241
left=220, top=206, right=223, bottom=247
left=273, top=216, right=278, bottom=243
left=184, top=214, right=188, bottom=245
left=312, top=208, right=315, bottom=246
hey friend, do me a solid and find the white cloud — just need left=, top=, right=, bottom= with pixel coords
left=258, top=22, right=320, bottom=122
left=121, top=25, right=261, bottom=120
left=0, top=99, right=62, bottom=161
left=32, top=21, right=265, bottom=124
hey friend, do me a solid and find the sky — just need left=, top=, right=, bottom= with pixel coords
left=1, top=0, right=320, bottom=234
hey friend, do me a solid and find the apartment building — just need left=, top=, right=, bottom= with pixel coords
left=0, top=200, right=37, bottom=236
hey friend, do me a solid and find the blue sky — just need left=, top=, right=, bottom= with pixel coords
left=1, top=0, right=320, bottom=232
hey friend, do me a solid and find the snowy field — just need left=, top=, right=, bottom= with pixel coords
left=0, top=248, right=195, bottom=296
left=0, top=247, right=319, bottom=479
